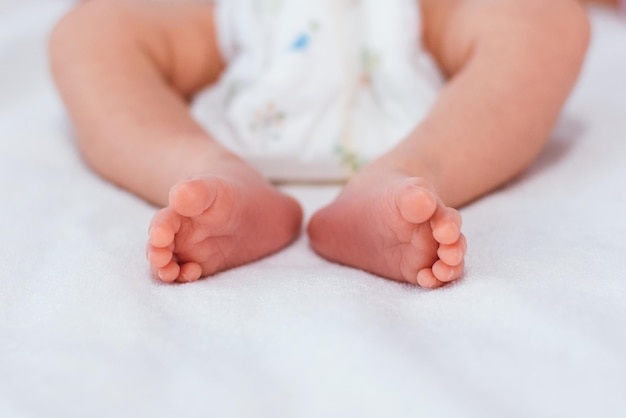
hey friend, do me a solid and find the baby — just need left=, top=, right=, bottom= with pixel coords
left=49, top=0, right=589, bottom=288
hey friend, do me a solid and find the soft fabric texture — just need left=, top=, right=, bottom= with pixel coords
left=1, top=2, right=626, bottom=418
left=192, top=0, right=442, bottom=181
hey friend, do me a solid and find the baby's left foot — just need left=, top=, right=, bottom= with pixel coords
left=307, top=168, right=466, bottom=288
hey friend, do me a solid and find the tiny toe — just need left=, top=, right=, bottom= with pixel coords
left=178, top=262, right=203, bottom=283
left=432, top=260, right=464, bottom=283
left=149, top=225, right=174, bottom=248
left=396, top=180, right=437, bottom=224
left=416, top=268, right=445, bottom=289
left=158, top=260, right=181, bottom=283
left=148, top=246, right=173, bottom=269
left=437, top=234, right=467, bottom=266
left=431, top=208, right=462, bottom=245
left=149, top=208, right=181, bottom=247
left=170, top=178, right=217, bottom=217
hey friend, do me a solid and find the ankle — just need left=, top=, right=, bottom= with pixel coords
left=361, top=153, right=437, bottom=183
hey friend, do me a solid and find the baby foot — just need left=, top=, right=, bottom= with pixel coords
left=307, top=170, right=466, bottom=288
left=147, top=165, right=302, bottom=283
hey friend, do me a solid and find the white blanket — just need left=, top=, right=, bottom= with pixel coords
left=1, top=2, right=625, bottom=417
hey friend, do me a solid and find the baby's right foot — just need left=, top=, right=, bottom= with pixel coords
left=146, top=163, right=303, bottom=283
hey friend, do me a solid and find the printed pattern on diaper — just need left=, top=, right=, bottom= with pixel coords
left=291, top=20, right=321, bottom=51
left=334, top=144, right=365, bottom=174
left=359, top=48, right=381, bottom=88
left=249, top=102, right=286, bottom=146
left=334, top=46, right=383, bottom=175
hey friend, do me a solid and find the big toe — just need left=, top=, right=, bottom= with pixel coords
left=395, top=178, right=437, bottom=224
left=170, top=178, right=217, bottom=217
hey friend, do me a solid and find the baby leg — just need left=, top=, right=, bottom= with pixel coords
left=308, top=0, right=590, bottom=288
left=50, top=0, right=302, bottom=282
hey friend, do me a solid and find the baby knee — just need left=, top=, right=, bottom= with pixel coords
left=546, top=0, right=591, bottom=56
left=50, top=1, right=137, bottom=56
left=519, top=0, right=590, bottom=56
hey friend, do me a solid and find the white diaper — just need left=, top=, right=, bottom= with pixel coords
left=191, top=0, right=443, bottom=182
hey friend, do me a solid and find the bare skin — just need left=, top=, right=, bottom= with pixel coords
left=308, top=169, right=466, bottom=287
left=50, top=0, right=589, bottom=287
left=50, top=1, right=303, bottom=283
left=147, top=160, right=302, bottom=283
left=308, top=0, right=590, bottom=287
